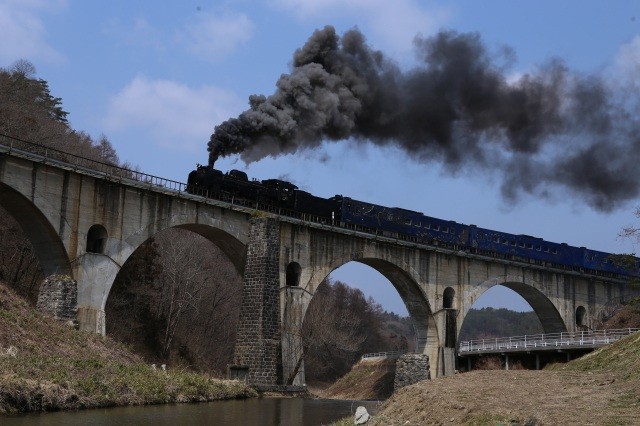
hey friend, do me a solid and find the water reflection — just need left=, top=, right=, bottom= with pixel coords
left=4, top=398, right=381, bottom=426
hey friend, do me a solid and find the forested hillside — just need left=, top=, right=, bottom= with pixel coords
left=0, top=60, right=125, bottom=304
left=0, top=60, right=122, bottom=166
left=458, top=307, right=543, bottom=341
left=301, top=279, right=415, bottom=385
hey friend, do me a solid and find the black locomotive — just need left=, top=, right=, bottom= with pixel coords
left=187, top=164, right=640, bottom=278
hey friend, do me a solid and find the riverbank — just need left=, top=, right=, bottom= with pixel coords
left=0, top=283, right=256, bottom=415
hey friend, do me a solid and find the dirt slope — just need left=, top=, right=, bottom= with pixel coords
left=367, top=332, right=640, bottom=425
left=320, top=359, right=396, bottom=401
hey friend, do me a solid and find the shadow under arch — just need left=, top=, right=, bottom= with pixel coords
left=105, top=224, right=244, bottom=369
left=0, top=182, right=71, bottom=276
left=173, top=224, right=247, bottom=275
left=106, top=223, right=247, bottom=306
left=460, top=276, right=567, bottom=334
left=91, top=222, right=247, bottom=335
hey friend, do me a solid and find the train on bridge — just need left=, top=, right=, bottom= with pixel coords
left=187, top=165, right=640, bottom=278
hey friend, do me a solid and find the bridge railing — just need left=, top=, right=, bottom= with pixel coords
left=0, top=133, right=188, bottom=193
left=361, top=350, right=407, bottom=360
left=458, top=328, right=640, bottom=354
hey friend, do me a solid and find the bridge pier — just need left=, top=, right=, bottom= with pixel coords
left=433, top=308, right=457, bottom=376
left=231, top=217, right=283, bottom=387
left=72, top=253, right=121, bottom=335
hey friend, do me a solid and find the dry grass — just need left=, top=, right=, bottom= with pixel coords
left=354, top=332, right=640, bottom=425
left=320, top=359, right=395, bottom=401
left=0, top=283, right=255, bottom=414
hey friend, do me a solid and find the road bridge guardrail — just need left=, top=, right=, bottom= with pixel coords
left=361, top=350, right=406, bottom=361
left=458, top=328, right=640, bottom=354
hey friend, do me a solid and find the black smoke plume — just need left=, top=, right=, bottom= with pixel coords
left=208, top=26, right=640, bottom=211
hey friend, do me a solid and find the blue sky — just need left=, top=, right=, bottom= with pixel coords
left=2, top=0, right=640, bottom=315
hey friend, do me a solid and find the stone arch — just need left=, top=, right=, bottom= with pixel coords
left=459, top=275, right=567, bottom=334
left=173, top=224, right=247, bottom=274
left=282, top=253, right=439, bottom=385
left=0, top=182, right=71, bottom=276
left=102, top=223, right=246, bottom=319
left=298, top=250, right=438, bottom=353
left=92, top=222, right=246, bottom=312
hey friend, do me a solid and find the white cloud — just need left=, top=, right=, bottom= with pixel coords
left=0, top=0, right=66, bottom=64
left=272, top=0, right=449, bottom=54
left=612, top=36, right=640, bottom=85
left=177, top=12, right=254, bottom=61
left=607, top=36, right=640, bottom=111
left=104, top=75, right=244, bottom=152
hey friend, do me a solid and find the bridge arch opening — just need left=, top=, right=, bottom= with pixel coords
left=104, top=226, right=243, bottom=375
left=283, top=259, right=437, bottom=391
left=459, top=285, right=544, bottom=344
left=0, top=204, right=46, bottom=303
left=86, top=224, right=107, bottom=254
left=286, top=262, right=301, bottom=286
left=0, top=183, right=70, bottom=294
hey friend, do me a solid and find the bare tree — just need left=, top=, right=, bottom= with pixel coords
left=105, top=228, right=242, bottom=374
left=282, top=279, right=386, bottom=385
left=153, top=232, right=212, bottom=359
left=620, top=207, right=640, bottom=244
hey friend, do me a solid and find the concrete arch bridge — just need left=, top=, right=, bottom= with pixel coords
left=0, top=139, right=632, bottom=385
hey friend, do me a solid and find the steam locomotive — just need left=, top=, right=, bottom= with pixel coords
left=187, top=164, right=640, bottom=278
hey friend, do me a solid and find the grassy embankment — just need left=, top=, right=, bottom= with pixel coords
left=332, top=330, right=640, bottom=425
left=0, top=283, right=256, bottom=415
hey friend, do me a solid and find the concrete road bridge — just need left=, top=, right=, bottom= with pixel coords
left=0, top=137, right=635, bottom=385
